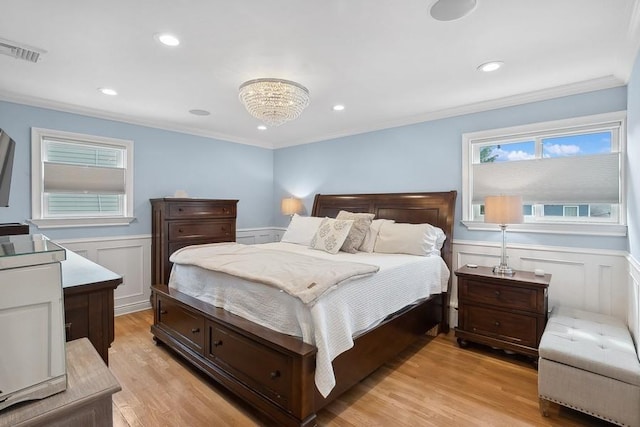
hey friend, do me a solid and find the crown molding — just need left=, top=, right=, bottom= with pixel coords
left=0, top=75, right=626, bottom=151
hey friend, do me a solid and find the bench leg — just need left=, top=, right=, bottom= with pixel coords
left=539, top=397, right=550, bottom=417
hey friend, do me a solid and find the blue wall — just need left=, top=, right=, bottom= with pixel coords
left=0, top=101, right=275, bottom=240
left=274, top=87, right=629, bottom=251
left=627, top=51, right=640, bottom=259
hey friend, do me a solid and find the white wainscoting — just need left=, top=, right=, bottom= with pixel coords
left=628, top=254, right=640, bottom=354
left=451, top=240, right=630, bottom=327
left=55, top=228, right=282, bottom=316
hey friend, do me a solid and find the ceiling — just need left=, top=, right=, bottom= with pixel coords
left=1, top=1, right=639, bottom=149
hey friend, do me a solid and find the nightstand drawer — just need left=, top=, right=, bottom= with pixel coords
left=463, top=305, right=538, bottom=347
left=459, top=279, right=539, bottom=312
left=167, top=202, right=235, bottom=219
left=168, top=221, right=234, bottom=241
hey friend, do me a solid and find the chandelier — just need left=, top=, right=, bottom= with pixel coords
left=238, top=78, right=310, bottom=127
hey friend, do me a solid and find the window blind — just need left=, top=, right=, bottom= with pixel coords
left=43, top=162, right=126, bottom=194
left=472, top=152, right=620, bottom=204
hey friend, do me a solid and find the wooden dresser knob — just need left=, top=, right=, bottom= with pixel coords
left=160, top=309, right=168, bottom=315
left=494, top=321, right=500, bottom=327
left=191, top=328, right=200, bottom=333
left=178, top=208, right=183, bottom=212
left=213, top=340, right=223, bottom=347
left=494, top=290, right=501, bottom=297
left=270, top=370, right=281, bottom=379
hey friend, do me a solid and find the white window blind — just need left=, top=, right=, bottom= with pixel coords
left=472, top=152, right=620, bottom=204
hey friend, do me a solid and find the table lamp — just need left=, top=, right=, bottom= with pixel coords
left=484, top=195, right=523, bottom=276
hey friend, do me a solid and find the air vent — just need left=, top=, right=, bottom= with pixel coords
left=0, top=37, right=46, bottom=63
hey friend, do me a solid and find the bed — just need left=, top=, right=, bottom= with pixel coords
left=150, top=191, right=457, bottom=426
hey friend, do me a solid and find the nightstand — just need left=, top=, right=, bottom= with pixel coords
left=454, top=265, right=551, bottom=359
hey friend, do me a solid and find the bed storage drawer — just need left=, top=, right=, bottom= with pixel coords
left=205, top=321, right=292, bottom=409
left=168, top=221, right=234, bottom=241
left=156, top=295, right=205, bottom=354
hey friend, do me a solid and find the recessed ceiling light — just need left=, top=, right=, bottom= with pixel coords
left=332, top=104, right=345, bottom=111
left=154, top=33, right=180, bottom=47
left=98, top=87, right=117, bottom=96
left=189, top=109, right=210, bottom=116
left=430, top=0, right=477, bottom=21
left=257, top=125, right=267, bottom=131
left=477, top=61, right=504, bottom=72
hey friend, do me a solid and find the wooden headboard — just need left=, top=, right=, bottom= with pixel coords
left=311, top=191, right=457, bottom=273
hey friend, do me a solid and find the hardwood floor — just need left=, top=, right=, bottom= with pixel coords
left=110, top=310, right=612, bottom=426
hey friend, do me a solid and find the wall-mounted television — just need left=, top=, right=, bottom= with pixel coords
left=0, top=128, right=16, bottom=207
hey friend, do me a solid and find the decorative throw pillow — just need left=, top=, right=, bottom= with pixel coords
left=336, top=210, right=375, bottom=253
left=281, top=214, right=325, bottom=246
left=359, top=219, right=395, bottom=253
left=374, top=222, right=446, bottom=256
left=310, top=218, right=354, bottom=254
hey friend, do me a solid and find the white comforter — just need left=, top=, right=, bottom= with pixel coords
left=168, top=242, right=449, bottom=397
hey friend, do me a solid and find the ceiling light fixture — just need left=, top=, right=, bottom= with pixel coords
left=238, top=78, right=310, bottom=127
left=98, top=87, right=117, bottom=96
left=257, top=125, right=267, bottom=131
left=478, top=61, right=504, bottom=72
left=430, top=0, right=477, bottom=21
left=333, top=104, right=345, bottom=111
left=155, top=33, right=180, bottom=47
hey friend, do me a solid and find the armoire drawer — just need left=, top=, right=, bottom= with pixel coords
left=168, top=221, right=234, bottom=242
left=167, top=202, right=236, bottom=219
left=205, top=321, right=292, bottom=409
left=157, top=295, right=205, bottom=354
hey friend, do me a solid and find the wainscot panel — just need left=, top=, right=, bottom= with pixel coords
left=451, top=241, right=629, bottom=327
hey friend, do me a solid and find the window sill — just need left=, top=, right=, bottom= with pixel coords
left=29, top=217, right=136, bottom=229
left=461, top=220, right=627, bottom=237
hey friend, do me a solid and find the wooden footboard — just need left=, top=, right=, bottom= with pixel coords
left=151, top=284, right=441, bottom=426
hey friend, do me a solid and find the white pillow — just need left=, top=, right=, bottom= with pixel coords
left=310, top=218, right=354, bottom=254
left=374, top=222, right=446, bottom=256
left=359, top=219, right=394, bottom=253
left=280, top=214, right=325, bottom=246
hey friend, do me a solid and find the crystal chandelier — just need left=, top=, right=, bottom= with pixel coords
left=238, top=78, right=310, bottom=127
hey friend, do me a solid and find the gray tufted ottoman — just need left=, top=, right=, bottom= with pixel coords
left=538, top=306, right=640, bottom=426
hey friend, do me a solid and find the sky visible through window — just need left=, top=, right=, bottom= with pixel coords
left=484, top=131, right=611, bottom=162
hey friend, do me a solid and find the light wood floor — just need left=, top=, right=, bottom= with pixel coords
left=109, top=310, right=612, bottom=426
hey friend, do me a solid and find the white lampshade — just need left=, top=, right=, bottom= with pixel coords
left=281, top=197, right=301, bottom=216
left=484, top=195, right=523, bottom=225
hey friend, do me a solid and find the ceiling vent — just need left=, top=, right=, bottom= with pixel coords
left=0, top=37, right=46, bottom=63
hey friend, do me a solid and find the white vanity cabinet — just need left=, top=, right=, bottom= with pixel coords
left=0, top=234, right=67, bottom=411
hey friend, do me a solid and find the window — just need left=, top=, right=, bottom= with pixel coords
left=462, top=112, right=626, bottom=236
left=31, top=128, right=134, bottom=228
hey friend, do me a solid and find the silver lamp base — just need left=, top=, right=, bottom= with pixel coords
left=493, top=264, right=515, bottom=276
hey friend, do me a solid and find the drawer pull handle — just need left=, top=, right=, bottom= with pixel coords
left=178, top=228, right=183, bottom=233
left=178, top=208, right=183, bottom=212
left=270, top=370, right=281, bottom=379
left=494, top=290, right=501, bottom=297
left=160, top=310, right=168, bottom=315
left=213, top=340, right=223, bottom=347
left=191, top=328, right=200, bottom=333
left=494, top=321, right=500, bottom=327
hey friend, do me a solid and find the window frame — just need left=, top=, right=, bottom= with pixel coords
left=30, top=127, right=135, bottom=228
left=461, top=111, right=627, bottom=236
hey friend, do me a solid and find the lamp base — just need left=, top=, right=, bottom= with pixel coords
left=493, top=265, right=516, bottom=276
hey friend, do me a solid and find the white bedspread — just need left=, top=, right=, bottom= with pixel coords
left=169, top=242, right=379, bottom=304
left=168, top=242, right=449, bottom=397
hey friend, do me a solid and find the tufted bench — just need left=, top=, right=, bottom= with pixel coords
left=538, top=306, right=640, bottom=426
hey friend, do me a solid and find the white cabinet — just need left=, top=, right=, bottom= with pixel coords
left=0, top=234, right=67, bottom=411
